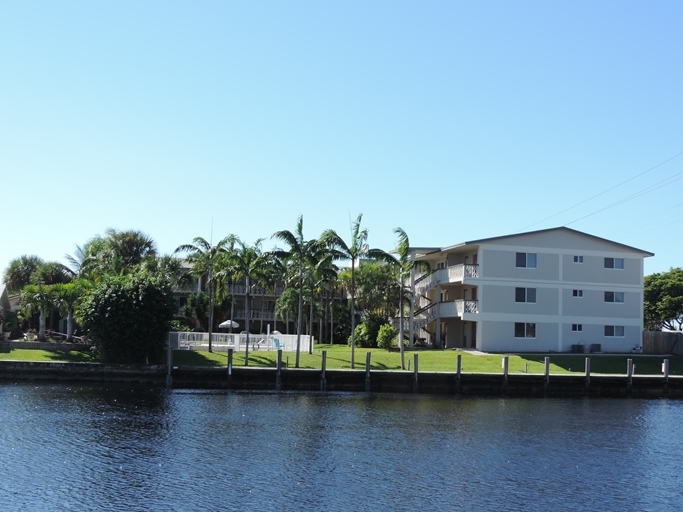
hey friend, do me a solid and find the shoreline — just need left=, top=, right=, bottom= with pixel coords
left=1, top=360, right=681, bottom=398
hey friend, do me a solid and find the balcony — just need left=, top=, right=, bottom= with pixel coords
left=414, top=264, right=479, bottom=295
left=413, top=299, right=479, bottom=330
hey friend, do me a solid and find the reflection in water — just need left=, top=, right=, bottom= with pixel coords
left=0, top=385, right=680, bottom=511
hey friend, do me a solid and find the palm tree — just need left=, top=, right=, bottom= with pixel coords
left=20, top=284, right=55, bottom=341
left=3, top=255, right=44, bottom=293
left=52, top=281, right=89, bottom=342
left=394, top=228, right=431, bottom=369
left=221, top=239, right=275, bottom=366
left=175, top=235, right=237, bottom=352
left=321, top=214, right=395, bottom=368
left=272, top=215, right=321, bottom=367
left=104, top=228, right=157, bottom=269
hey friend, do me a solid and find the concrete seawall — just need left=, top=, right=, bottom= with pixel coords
left=1, top=361, right=681, bottom=398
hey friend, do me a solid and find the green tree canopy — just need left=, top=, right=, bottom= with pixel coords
left=645, top=268, right=683, bottom=331
left=79, top=270, right=176, bottom=364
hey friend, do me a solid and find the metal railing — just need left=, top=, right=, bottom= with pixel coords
left=414, top=264, right=479, bottom=295
left=168, top=332, right=313, bottom=352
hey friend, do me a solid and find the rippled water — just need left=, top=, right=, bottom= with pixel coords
left=0, top=384, right=680, bottom=511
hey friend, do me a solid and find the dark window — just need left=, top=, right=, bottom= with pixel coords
left=516, top=252, right=537, bottom=268
left=514, top=322, right=536, bottom=338
left=605, top=257, right=624, bottom=269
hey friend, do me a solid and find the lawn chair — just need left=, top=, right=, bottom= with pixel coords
left=273, top=338, right=285, bottom=350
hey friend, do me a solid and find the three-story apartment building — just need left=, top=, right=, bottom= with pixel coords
left=410, top=227, right=653, bottom=353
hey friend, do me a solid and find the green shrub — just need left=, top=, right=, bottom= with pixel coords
left=377, top=324, right=397, bottom=350
left=348, top=323, right=371, bottom=347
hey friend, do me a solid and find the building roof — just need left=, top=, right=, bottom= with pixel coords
left=426, top=226, right=654, bottom=257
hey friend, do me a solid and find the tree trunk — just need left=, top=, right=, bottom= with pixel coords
left=245, top=276, right=251, bottom=366
left=38, top=310, right=46, bottom=341
left=309, top=283, right=314, bottom=354
left=350, top=261, right=356, bottom=369
left=295, top=266, right=303, bottom=368
left=399, top=274, right=405, bottom=370
left=66, top=308, right=74, bottom=343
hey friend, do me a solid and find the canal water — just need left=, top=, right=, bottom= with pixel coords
left=0, top=383, right=680, bottom=511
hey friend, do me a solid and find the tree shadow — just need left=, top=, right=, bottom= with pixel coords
left=173, top=351, right=227, bottom=366
left=44, top=351, right=98, bottom=363
left=246, top=355, right=277, bottom=368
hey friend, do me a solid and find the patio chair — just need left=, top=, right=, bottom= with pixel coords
left=273, top=338, right=285, bottom=350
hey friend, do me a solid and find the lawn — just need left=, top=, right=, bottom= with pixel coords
left=170, top=344, right=683, bottom=376
left=0, top=349, right=99, bottom=363
left=1, top=344, right=680, bottom=375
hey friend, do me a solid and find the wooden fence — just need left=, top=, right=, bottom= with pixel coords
left=643, top=331, right=683, bottom=355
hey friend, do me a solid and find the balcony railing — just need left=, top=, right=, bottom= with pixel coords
left=414, top=299, right=479, bottom=330
left=414, top=264, right=479, bottom=295
left=230, top=285, right=285, bottom=296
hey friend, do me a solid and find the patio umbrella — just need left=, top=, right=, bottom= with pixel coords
left=219, top=319, right=239, bottom=329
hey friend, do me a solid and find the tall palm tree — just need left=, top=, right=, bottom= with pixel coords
left=221, top=239, right=274, bottom=366
left=321, top=214, right=394, bottom=368
left=20, top=284, right=55, bottom=341
left=52, top=281, right=89, bottom=342
left=394, top=228, right=431, bottom=369
left=104, top=228, right=158, bottom=269
left=175, top=235, right=237, bottom=352
left=3, top=255, right=44, bottom=293
left=272, top=215, right=321, bottom=367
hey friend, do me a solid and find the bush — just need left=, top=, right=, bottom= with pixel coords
left=80, top=271, right=175, bottom=364
left=377, top=324, right=397, bottom=350
left=348, top=323, right=372, bottom=348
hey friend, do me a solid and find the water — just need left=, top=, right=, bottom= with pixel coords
left=0, top=384, right=680, bottom=511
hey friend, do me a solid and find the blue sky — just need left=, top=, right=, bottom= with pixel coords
left=2, top=1, right=682, bottom=279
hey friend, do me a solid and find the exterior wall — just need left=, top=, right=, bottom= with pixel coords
left=478, top=320, right=559, bottom=353
left=442, top=229, right=650, bottom=354
left=562, top=254, right=642, bottom=286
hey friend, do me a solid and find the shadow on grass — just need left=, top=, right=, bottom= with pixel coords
left=173, top=351, right=227, bottom=366
left=245, top=355, right=276, bottom=368
left=519, top=354, right=683, bottom=375
left=44, top=351, right=98, bottom=363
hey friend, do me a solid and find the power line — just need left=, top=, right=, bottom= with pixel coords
left=520, top=150, right=683, bottom=231
left=566, top=171, right=683, bottom=226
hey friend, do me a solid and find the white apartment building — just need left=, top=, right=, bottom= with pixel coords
left=410, top=227, right=653, bottom=353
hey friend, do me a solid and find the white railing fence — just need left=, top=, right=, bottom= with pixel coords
left=168, top=332, right=312, bottom=352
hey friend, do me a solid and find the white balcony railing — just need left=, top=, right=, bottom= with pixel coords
left=414, top=264, right=478, bottom=295
left=414, top=299, right=479, bottom=330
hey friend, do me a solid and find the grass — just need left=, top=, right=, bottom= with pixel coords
left=170, top=344, right=683, bottom=376
left=1, top=344, right=681, bottom=375
left=0, top=349, right=99, bottom=363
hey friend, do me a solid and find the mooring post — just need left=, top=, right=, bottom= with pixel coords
left=166, top=336, right=173, bottom=389
left=544, top=356, right=550, bottom=392
left=627, top=358, right=633, bottom=393
left=320, top=350, right=327, bottom=391
left=585, top=357, right=591, bottom=393
left=365, top=352, right=371, bottom=392
left=502, top=356, right=509, bottom=392
left=663, top=359, right=670, bottom=395
left=413, top=353, right=419, bottom=393
left=455, top=354, right=462, bottom=393
left=276, top=349, right=282, bottom=391
left=227, top=348, right=233, bottom=388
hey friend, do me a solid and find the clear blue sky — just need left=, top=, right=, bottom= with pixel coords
left=2, top=1, right=682, bottom=279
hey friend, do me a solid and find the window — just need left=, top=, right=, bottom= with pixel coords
left=573, top=255, right=584, bottom=263
left=437, top=261, right=446, bottom=270
left=514, top=322, right=536, bottom=338
left=572, top=289, right=583, bottom=298
left=604, top=257, right=624, bottom=269
left=516, top=252, right=537, bottom=268
left=572, top=324, right=583, bottom=332
left=515, top=287, right=536, bottom=303
left=604, top=291, right=624, bottom=303
left=604, top=325, right=625, bottom=337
